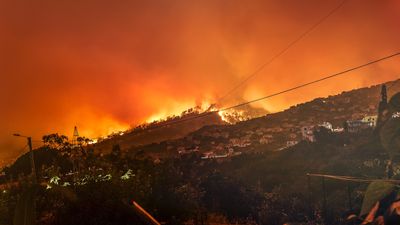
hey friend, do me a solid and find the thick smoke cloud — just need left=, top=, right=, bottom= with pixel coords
left=0, top=0, right=399, bottom=165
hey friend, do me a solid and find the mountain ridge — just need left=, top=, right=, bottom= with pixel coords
left=122, top=79, right=400, bottom=159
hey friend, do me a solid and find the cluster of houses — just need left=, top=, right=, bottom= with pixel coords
left=177, top=85, right=389, bottom=158
left=187, top=114, right=380, bottom=159
left=177, top=141, right=244, bottom=160
left=298, top=115, right=378, bottom=144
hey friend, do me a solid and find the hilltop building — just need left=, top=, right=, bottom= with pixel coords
left=344, top=115, right=377, bottom=133
left=345, top=119, right=373, bottom=133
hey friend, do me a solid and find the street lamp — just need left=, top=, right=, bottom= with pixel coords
left=13, top=133, right=37, bottom=183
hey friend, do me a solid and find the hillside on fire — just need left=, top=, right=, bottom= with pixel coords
left=95, top=79, right=400, bottom=160
left=2, top=80, right=400, bottom=225
left=3, top=1, right=400, bottom=224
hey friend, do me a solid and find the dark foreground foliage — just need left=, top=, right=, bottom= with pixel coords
left=0, top=127, right=394, bottom=225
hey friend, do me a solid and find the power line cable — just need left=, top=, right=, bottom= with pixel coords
left=128, top=52, right=400, bottom=133
left=221, top=52, right=400, bottom=111
left=217, top=0, right=349, bottom=104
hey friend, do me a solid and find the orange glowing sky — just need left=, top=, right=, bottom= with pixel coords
left=1, top=0, right=400, bottom=165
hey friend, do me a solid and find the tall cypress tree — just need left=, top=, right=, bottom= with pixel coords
left=377, top=84, right=389, bottom=127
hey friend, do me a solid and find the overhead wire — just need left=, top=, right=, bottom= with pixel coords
left=307, top=173, right=400, bottom=184
left=216, top=0, right=349, bottom=104
left=221, top=52, right=400, bottom=111
left=129, top=52, right=400, bottom=133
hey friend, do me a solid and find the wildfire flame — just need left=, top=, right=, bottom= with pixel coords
left=146, top=101, right=216, bottom=123
left=218, top=111, right=231, bottom=124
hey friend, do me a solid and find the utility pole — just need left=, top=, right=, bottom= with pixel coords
left=27, top=137, right=37, bottom=183
left=13, top=134, right=37, bottom=225
left=13, top=134, right=37, bottom=183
